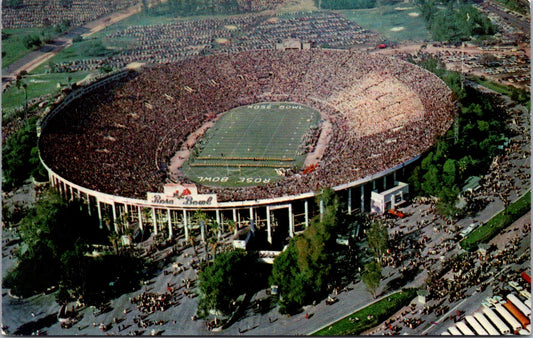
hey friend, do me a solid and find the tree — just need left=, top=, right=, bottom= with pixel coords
left=108, top=231, right=120, bottom=254
left=362, top=260, right=382, bottom=298
left=421, top=165, right=441, bottom=197
left=269, top=188, right=339, bottom=314
left=226, top=219, right=236, bottom=235
left=3, top=190, right=94, bottom=297
left=15, top=71, right=29, bottom=113
left=54, top=19, right=72, bottom=33
left=366, top=219, right=388, bottom=260
left=269, top=243, right=310, bottom=314
left=442, top=159, right=458, bottom=186
left=197, top=249, right=258, bottom=316
left=193, top=209, right=209, bottom=243
left=22, top=34, right=42, bottom=49
left=2, top=117, right=39, bottom=190
left=3, top=189, right=143, bottom=304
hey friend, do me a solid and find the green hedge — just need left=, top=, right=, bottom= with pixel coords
left=313, top=288, right=417, bottom=336
left=460, top=191, right=531, bottom=251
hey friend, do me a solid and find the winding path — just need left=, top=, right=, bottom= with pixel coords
left=1, top=3, right=141, bottom=88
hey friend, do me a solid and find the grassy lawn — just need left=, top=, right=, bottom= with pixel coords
left=340, top=6, right=431, bottom=42
left=2, top=27, right=56, bottom=68
left=467, top=74, right=520, bottom=96
left=313, top=288, right=418, bottom=335
left=460, top=190, right=531, bottom=251
left=2, top=27, right=55, bottom=68
left=2, top=71, right=96, bottom=112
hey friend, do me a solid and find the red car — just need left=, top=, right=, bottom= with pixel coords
left=388, top=209, right=405, bottom=218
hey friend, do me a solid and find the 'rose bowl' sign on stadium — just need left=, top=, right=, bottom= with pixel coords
left=147, top=184, right=217, bottom=207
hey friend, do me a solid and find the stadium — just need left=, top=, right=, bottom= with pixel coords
left=38, top=48, right=456, bottom=248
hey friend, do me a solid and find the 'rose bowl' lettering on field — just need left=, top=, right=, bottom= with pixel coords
left=238, top=177, right=271, bottom=184
left=197, top=176, right=230, bottom=183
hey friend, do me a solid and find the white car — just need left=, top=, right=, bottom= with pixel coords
left=509, top=281, right=524, bottom=291
left=493, top=295, right=505, bottom=304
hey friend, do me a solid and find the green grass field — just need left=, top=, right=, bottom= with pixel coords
left=340, top=6, right=431, bottom=42
left=460, top=190, right=531, bottom=251
left=1, top=27, right=55, bottom=68
left=313, top=288, right=418, bottom=335
left=2, top=71, right=96, bottom=112
left=181, top=102, right=321, bottom=187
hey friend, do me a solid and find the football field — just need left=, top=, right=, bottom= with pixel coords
left=181, top=102, right=321, bottom=187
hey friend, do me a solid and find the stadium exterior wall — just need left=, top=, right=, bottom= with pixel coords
left=36, top=51, right=449, bottom=244
left=40, top=149, right=417, bottom=242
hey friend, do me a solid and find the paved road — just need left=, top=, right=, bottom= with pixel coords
left=484, top=0, right=531, bottom=33
left=2, top=4, right=140, bottom=87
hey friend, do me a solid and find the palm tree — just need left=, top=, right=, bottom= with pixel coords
left=226, top=220, right=237, bottom=236
left=103, top=214, right=113, bottom=232
left=207, top=236, right=219, bottom=263
left=194, top=210, right=208, bottom=243
left=209, top=221, right=220, bottom=240
left=108, top=232, right=120, bottom=255
left=189, top=235, right=198, bottom=256
left=205, top=222, right=221, bottom=261
left=15, top=71, right=29, bottom=118
left=118, top=212, right=133, bottom=237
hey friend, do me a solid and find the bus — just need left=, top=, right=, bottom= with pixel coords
left=483, top=307, right=511, bottom=335
left=503, top=301, right=530, bottom=329
left=507, top=293, right=532, bottom=317
left=495, top=303, right=522, bottom=334
left=455, top=321, right=475, bottom=335
left=473, top=312, right=499, bottom=335
left=465, top=315, right=488, bottom=335
left=447, top=326, right=462, bottom=335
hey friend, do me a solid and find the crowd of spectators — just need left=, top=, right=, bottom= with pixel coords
left=53, top=12, right=380, bottom=72
left=1, top=0, right=138, bottom=29
left=39, top=48, right=455, bottom=202
left=129, top=289, right=179, bottom=314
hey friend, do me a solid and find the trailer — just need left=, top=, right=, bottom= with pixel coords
left=465, top=315, right=488, bottom=335
left=455, top=321, right=475, bottom=335
left=495, top=303, right=522, bottom=334
left=483, top=307, right=511, bottom=335
left=447, top=326, right=462, bottom=335
left=473, top=312, right=500, bottom=335
left=507, top=293, right=532, bottom=317
left=503, top=301, right=530, bottom=329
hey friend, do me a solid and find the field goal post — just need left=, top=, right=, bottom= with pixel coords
left=226, top=164, right=242, bottom=176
